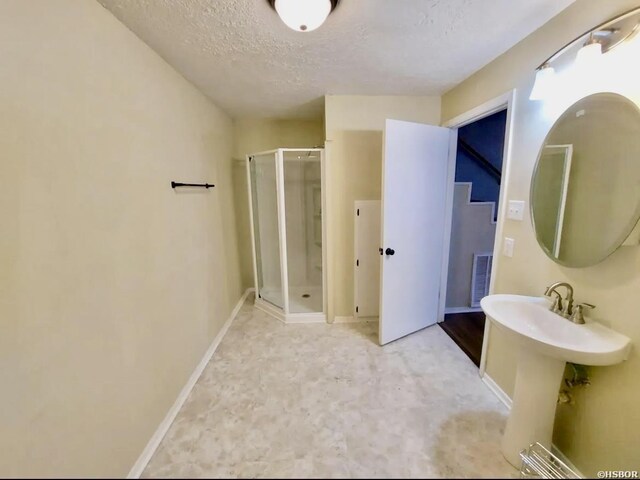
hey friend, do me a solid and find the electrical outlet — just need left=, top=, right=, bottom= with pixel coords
left=503, top=237, right=515, bottom=257
left=507, top=200, right=525, bottom=221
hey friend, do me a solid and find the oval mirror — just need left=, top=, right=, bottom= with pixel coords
left=531, top=92, right=640, bottom=267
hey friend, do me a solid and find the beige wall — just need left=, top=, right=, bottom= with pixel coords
left=442, top=0, right=640, bottom=475
left=231, top=119, right=325, bottom=290
left=0, top=0, right=242, bottom=476
left=324, top=95, right=441, bottom=319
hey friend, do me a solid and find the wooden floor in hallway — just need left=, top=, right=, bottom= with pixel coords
left=439, top=312, right=486, bottom=367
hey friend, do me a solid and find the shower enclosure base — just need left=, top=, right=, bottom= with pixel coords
left=255, top=286, right=326, bottom=324
left=260, top=286, right=323, bottom=313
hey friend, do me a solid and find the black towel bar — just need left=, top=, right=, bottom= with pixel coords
left=171, top=181, right=215, bottom=189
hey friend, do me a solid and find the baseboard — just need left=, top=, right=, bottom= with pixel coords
left=127, top=287, right=254, bottom=479
left=444, top=307, right=483, bottom=314
left=331, top=315, right=356, bottom=323
left=481, top=373, right=584, bottom=478
left=333, top=315, right=379, bottom=324
left=481, top=373, right=512, bottom=409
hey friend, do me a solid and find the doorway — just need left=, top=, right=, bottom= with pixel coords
left=439, top=94, right=514, bottom=369
left=363, top=93, right=514, bottom=355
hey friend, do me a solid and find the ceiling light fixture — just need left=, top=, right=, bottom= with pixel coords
left=529, top=6, right=640, bottom=101
left=268, top=0, right=339, bottom=32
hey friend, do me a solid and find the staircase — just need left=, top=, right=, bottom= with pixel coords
left=445, top=182, right=496, bottom=311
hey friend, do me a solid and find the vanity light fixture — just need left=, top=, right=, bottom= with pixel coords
left=268, top=0, right=340, bottom=32
left=575, top=34, right=603, bottom=67
left=529, top=6, right=640, bottom=100
left=529, top=63, right=556, bottom=101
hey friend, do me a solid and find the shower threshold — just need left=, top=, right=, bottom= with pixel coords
left=256, top=286, right=325, bottom=324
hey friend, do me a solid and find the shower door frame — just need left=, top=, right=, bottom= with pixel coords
left=246, top=148, right=327, bottom=324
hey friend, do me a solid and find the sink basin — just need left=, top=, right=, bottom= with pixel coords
left=480, top=294, right=631, bottom=467
left=481, top=294, right=631, bottom=366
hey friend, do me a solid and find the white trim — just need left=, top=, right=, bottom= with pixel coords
left=444, top=307, right=483, bottom=314
left=354, top=203, right=359, bottom=320
left=481, top=373, right=513, bottom=409
left=333, top=316, right=357, bottom=323
left=321, top=149, right=328, bottom=321
left=481, top=373, right=584, bottom=478
left=278, top=148, right=324, bottom=152
left=437, top=130, right=460, bottom=325
left=324, top=141, right=335, bottom=324
left=333, top=315, right=377, bottom=324
left=275, top=149, right=290, bottom=316
left=443, top=91, right=513, bottom=129
left=127, top=288, right=254, bottom=479
left=255, top=297, right=286, bottom=322
left=442, top=89, right=517, bottom=377
left=285, top=312, right=326, bottom=324
left=255, top=298, right=327, bottom=324
left=247, top=148, right=280, bottom=157
left=246, top=156, right=260, bottom=304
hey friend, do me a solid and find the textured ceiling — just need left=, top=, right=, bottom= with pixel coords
left=98, top=0, right=574, bottom=119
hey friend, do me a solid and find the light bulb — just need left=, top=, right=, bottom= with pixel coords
left=275, top=0, right=332, bottom=32
left=576, top=40, right=603, bottom=68
left=529, top=65, right=556, bottom=101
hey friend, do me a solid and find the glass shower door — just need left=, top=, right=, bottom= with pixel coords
left=283, top=150, right=323, bottom=314
left=249, top=152, right=284, bottom=308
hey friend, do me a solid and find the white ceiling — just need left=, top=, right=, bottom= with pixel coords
left=98, top=0, right=574, bottom=119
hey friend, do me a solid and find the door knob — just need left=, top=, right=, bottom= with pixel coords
left=385, top=248, right=395, bottom=256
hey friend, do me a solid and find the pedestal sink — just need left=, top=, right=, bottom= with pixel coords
left=480, top=294, right=631, bottom=467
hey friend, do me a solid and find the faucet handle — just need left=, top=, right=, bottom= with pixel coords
left=570, top=303, right=595, bottom=324
left=545, top=290, right=563, bottom=313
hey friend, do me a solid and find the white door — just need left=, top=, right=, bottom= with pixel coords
left=354, top=200, right=381, bottom=318
left=379, top=119, right=455, bottom=345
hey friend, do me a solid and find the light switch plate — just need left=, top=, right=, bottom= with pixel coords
left=507, top=200, right=525, bottom=221
left=503, top=237, right=515, bottom=257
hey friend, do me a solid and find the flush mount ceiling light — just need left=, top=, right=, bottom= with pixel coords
left=268, top=0, right=339, bottom=32
left=530, top=6, right=640, bottom=100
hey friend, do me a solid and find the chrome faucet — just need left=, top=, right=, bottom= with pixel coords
left=544, top=282, right=595, bottom=324
left=569, top=303, right=596, bottom=324
left=544, top=282, right=574, bottom=319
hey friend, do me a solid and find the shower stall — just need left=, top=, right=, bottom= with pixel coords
left=247, top=148, right=326, bottom=323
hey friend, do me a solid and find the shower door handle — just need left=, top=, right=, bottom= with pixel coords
left=385, top=248, right=395, bottom=256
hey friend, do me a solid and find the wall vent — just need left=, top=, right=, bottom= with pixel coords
left=471, top=253, right=493, bottom=307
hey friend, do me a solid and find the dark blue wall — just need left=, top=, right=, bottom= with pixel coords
left=455, top=109, right=506, bottom=210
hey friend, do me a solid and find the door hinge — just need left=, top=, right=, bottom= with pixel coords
left=356, top=259, right=359, bottom=266
left=356, top=306, right=359, bottom=313
left=357, top=208, right=360, bottom=216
